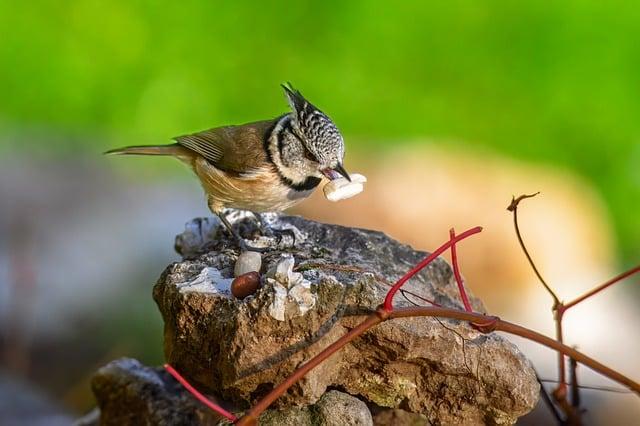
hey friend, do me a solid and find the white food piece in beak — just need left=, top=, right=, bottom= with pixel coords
left=323, top=173, right=367, bottom=202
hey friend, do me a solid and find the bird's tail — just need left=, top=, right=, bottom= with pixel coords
left=104, top=144, right=186, bottom=157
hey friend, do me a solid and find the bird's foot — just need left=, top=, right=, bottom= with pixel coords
left=252, top=213, right=296, bottom=248
left=269, top=228, right=296, bottom=246
left=237, top=238, right=269, bottom=253
left=216, top=211, right=271, bottom=253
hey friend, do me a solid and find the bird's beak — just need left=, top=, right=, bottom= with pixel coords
left=322, top=163, right=350, bottom=181
left=334, top=163, right=351, bottom=181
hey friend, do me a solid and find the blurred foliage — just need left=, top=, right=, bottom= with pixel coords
left=0, top=1, right=638, bottom=261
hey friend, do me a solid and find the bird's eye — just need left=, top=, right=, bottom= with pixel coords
left=303, top=146, right=318, bottom=162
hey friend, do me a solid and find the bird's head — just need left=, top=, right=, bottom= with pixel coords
left=282, top=83, right=350, bottom=181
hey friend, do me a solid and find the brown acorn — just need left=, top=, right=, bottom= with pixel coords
left=231, top=271, right=261, bottom=300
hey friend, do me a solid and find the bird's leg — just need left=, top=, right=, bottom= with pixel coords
left=208, top=197, right=267, bottom=252
left=252, top=212, right=296, bottom=246
left=216, top=211, right=268, bottom=253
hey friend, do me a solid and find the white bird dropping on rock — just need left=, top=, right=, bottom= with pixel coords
left=266, top=254, right=316, bottom=321
left=234, top=251, right=262, bottom=277
left=323, top=173, right=367, bottom=202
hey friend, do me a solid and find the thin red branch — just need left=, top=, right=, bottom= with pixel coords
left=383, top=226, right=483, bottom=311
left=164, top=364, right=238, bottom=423
left=236, top=314, right=385, bottom=426
left=235, top=305, right=640, bottom=425
left=390, top=307, right=640, bottom=394
left=562, top=265, right=640, bottom=312
left=555, top=310, right=567, bottom=395
left=170, top=211, right=639, bottom=425
left=450, top=228, right=473, bottom=312
left=539, top=379, right=632, bottom=394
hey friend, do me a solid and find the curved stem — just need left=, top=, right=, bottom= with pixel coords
left=236, top=306, right=639, bottom=424
left=164, top=364, right=238, bottom=422
left=383, top=226, right=483, bottom=311
left=449, top=228, right=473, bottom=312
left=555, top=311, right=566, bottom=394
left=563, top=265, right=640, bottom=312
left=236, top=313, right=385, bottom=425
left=507, top=193, right=560, bottom=307
left=391, top=307, right=640, bottom=394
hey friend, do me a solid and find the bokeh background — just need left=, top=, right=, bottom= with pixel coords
left=0, top=1, right=638, bottom=424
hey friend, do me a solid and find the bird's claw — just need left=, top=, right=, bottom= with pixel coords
left=237, top=238, right=269, bottom=253
left=270, top=228, right=296, bottom=246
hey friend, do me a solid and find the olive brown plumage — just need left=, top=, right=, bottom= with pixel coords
left=105, top=84, right=350, bottom=251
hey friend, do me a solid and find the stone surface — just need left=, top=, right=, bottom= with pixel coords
left=372, top=408, right=428, bottom=426
left=90, top=358, right=220, bottom=426
left=153, top=214, right=539, bottom=424
left=259, top=390, right=372, bottom=426
left=87, top=357, right=372, bottom=426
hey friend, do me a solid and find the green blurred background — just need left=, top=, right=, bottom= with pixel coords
left=1, top=0, right=638, bottom=262
left=1, top=1, right=639, bottom=424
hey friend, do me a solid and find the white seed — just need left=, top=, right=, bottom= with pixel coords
left=323, top=173, right=367, bottom=202
left=234, top=251, right=262, bottom=277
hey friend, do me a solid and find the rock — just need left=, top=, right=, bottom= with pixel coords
left=314, top=390, right=373, bottom=426
left=259, top=390, right=372, bottom=426
left=153, top=214, right=539, bottom=424
left=174, top=217, right=222, bottom=258
left=234, top=251, right=262, bottom=277
left=90, top=358, right=221, bottom=425
left=74, top=408, right=100, bottom=426
left=373, top=408, right=428, bottom=426
left=88, top=357, right=372, bottom=426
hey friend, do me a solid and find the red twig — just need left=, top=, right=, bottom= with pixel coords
left=236, top=314, right=384, bottom=425
left=164, top=364, right=238, bottom=423
left=233, top=224, right=639, bottom=425
left=163, top=212, right=639, bottom=425
left=555, top=311, right=567, bottom=395
left=450, top=228, right=473, bottom=312
left=383, top=226, right=483, bottom=311
left=390, top=307, right=640, bottom=394
left=549, top=264, right=640, bottom=418
left=561, top=265, right=640, bottom=313
left=508, top=193, right=640, bottom=425
left=235, top=305, right=640, bottom=425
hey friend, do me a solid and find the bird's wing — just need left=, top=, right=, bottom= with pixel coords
left=174, top=118, right=278, bottom=174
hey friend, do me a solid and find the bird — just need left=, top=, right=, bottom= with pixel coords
left=105, top=83, right=350, bottom=251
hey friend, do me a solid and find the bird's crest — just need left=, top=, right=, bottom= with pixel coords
left=281, top=82, right=311, bottom=114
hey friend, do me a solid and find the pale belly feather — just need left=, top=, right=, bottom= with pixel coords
left=192, top=158, right=314, bottom=213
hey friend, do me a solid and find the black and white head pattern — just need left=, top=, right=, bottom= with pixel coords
left=281, top=83, right=345, bottom=168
